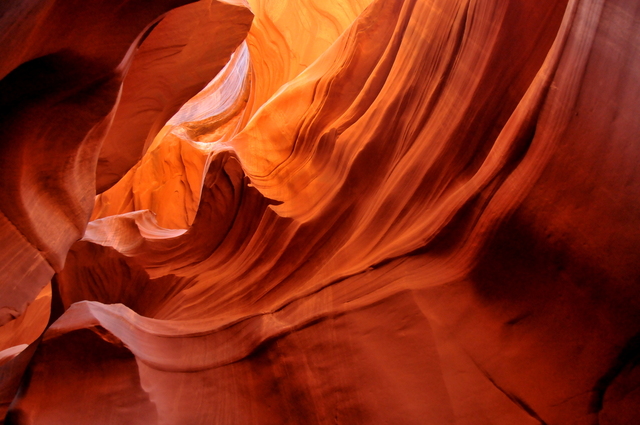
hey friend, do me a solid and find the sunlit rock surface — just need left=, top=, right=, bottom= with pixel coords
left=0, top=0, right=252, bottom=419
left=1, top=0, right=640, bottom=423
left=91, top=0, right=373, bottom=229
left=95, top=0, right=252, bottom=193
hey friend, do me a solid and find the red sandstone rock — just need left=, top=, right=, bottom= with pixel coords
left=0, top=0, right=203, bottom=327
left=0, top=0, right=251, bottom=419
left=91, top=0, right=371, bottom=229
left=2, top=0, right=640, bottom=424
left=95, top=0, right=252, bottom=193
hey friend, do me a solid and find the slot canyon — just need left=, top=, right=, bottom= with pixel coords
left=0, top=0, right=639, bottom=423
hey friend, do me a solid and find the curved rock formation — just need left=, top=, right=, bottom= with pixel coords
left=95, top=0, right=252, bottom=193
left=0, top=0, right=252, bottom=419
left=0, top=0, right=211, bottom=327
left=2, top=0, right=640, bottom=423
left=91, top=0, right=373, bottom=229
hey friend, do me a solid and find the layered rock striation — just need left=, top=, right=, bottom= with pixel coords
left=1, top=0, right=639, bottom=423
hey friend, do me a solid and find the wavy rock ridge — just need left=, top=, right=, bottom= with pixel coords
left=1, top=0, right=640, bottom=423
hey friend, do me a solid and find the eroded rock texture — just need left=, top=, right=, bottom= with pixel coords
left=1, top=0, right=639, bottom=423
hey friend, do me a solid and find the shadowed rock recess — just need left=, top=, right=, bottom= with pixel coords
left=0, top=0, right=639, bottom=423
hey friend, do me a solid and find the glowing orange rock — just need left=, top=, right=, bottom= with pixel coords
left=91, top=0, right=372, bottom=229
left=0, top=0, right=251, bottom=419
left=0, top=0, right=212, bottom=328
left=95, top=0, right=252, bottom=193
left=2, top=0, right=640, bottom=423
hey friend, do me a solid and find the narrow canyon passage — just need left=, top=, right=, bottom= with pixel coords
left=1, top=0, right=639, bottom=424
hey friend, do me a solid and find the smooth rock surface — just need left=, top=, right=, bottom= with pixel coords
left=95, top=0, right=252, bottom=193
left=1, top=0, right=640, bottom=424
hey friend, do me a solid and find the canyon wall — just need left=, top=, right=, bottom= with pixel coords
left=1, top=0, right=639, bottom=423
